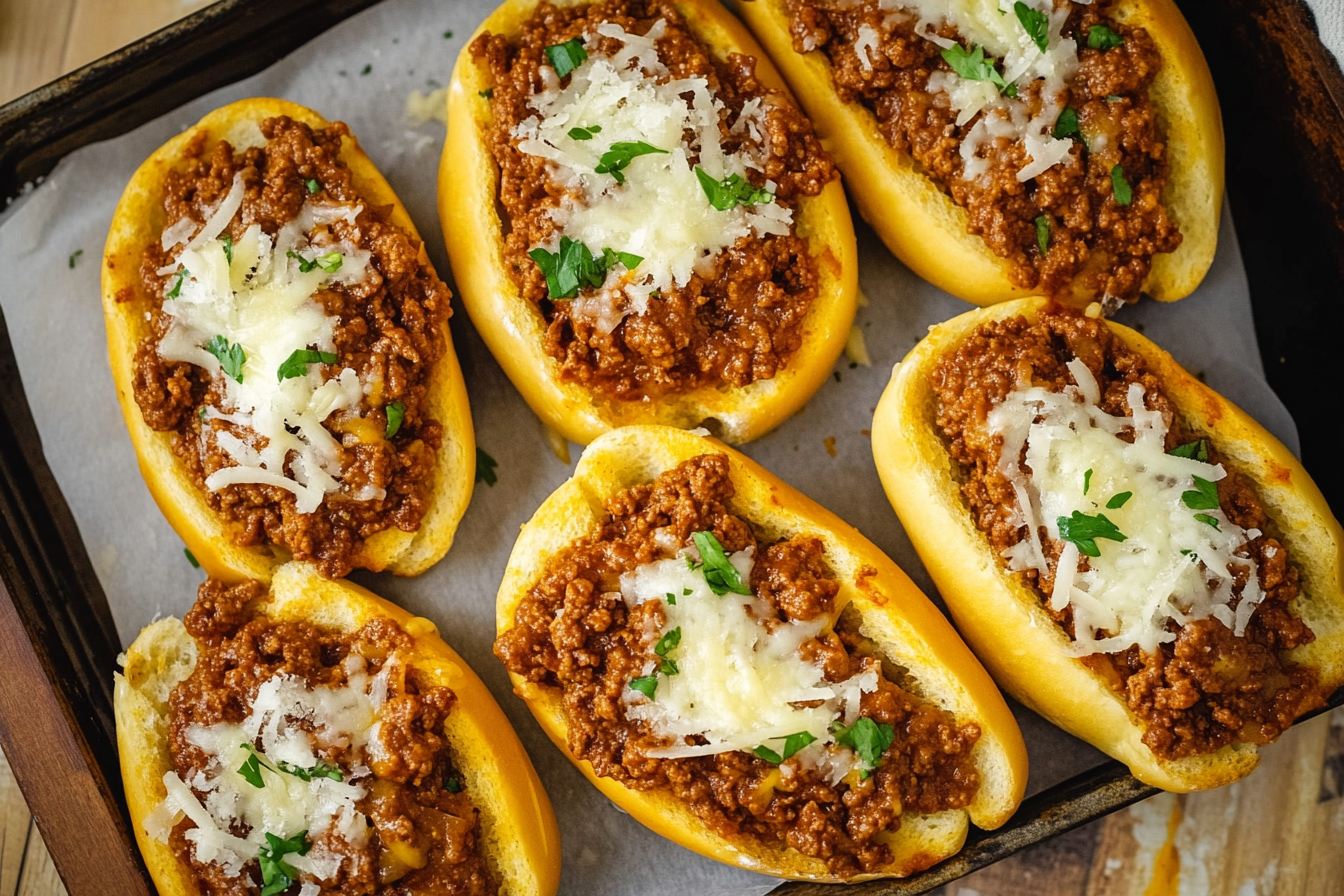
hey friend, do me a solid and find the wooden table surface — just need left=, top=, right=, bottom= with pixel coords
left=2, top=3, right=1343, bottom=896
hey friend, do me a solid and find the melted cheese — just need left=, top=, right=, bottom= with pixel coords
left=619, top=548, right=877, bottom=782
left=157, top=195, right=373, bottom=513
left=988, top=362, right=1265, bottom=655
left=144, top=655, right=397, bottom=883
left=514, top=20, right=791, bottom=327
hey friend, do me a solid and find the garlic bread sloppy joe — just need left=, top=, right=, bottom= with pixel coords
left=104, top=98, right=474, bottom=582
left=495, top=426, right=1025, bottom=879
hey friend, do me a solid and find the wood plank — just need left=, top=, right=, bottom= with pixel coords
left=1, top=748, right=34, bottom=896
left=14, top=820, right=63, bottom=896
left=61, top=0, right=214, bottom=73
left=0, top=0, right=76, bottom=105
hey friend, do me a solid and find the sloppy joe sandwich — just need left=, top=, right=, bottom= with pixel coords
left=738, top=0, right=1223, bottom=307
left=495, top=425, right=1026, bottom=879
left=104, top=98, right=474, bottom=582
left=115, top=561, right=560, bottom=896
left=442, top=0, right=858, bottom=445
left=872, top=298, right=1344, bottom=790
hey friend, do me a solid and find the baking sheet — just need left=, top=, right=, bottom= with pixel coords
left=0, top=0, right=1301, bottom=892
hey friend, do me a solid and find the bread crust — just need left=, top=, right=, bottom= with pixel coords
left=494, top=424, right=1027, bottom=880
left=736, top=0, right=1225, bottom=308
left=870, top=296, right=1344, bottom=791
left=114, top=561, right=561, bottom=896
left=102, top=97, right=476, bottom=583
left=440, top=0, right=858, bottom=445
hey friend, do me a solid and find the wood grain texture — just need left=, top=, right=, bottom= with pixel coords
left=0, top=0, right=76, bottom=105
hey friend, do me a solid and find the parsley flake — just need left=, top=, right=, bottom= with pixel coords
left=695, top=167, right=774, bottom=210
left=568, top=124, right=602, bottom=140
left=476, top=447, right=499, bottom=486
left=385, top=401, right=405, bottom=439
left=1194, top=513, right=1220, bottom=530
left=479, top=87, right=494, bottom=99
left=601, top=246, right=643, bottom=272
left=1053, top=106, right=1080, bottom=139
left=444, top=776, right=462, bottom=793
left=1087, top=24, right=1124, bottom=50
left=529, top=236, right=606, bottom=298
left=276, top=759, right=343, bottom=783
left=68, top=249, right=83, bottom=269
left=443, top=29, right=454, bottom=39
left=205, top=335, right=246, bottom=383
left=654, top=627, right=681, bottom=675
left=360, top=64, right=372, bottom=76
left=752, top=745, right=783, bottom=764
left=1106, top=491, right=1132, bottom=509
left=691, top=531, right=752, bottom=596
left=306, top=178, right=321, bottom=194
left=545, top=38, right=587, bottom=78
left=1181, top=475, right=1220, bottom=510
left=594, top=141, right=667, bottom=184
left=753, top=732, right=817, bottom=765
left=832, top=718, right=895, bottom=776
left=184, top=548, right=200, bottom=568
left=238, top=744, right=266, bottom=788
left=221, top=234, right=233, bottom=264
left=1083, top=468, right=1093, bottom=495
left=941, top=43, right=1016, bottom=96
left=276, top=349, right=337, bottom=382
left=1013, top=1, right=1050, bottom=52
left=1035, top=214, right=1051, bottom=255
left=1110, top=164, right=1133, bottom=206
left=629, top=675, right=658, bottom=699
left=258, top=830, right=310, bottom=896
left=166, top=268, right=190, bottom=299
left=665, top=591, right=677, bottom=606
left=286, top=249, right=343, bottom=273
left=1057, top=510, right=1127, bottom=557
left=1168, top=439, right=1208, bottom=462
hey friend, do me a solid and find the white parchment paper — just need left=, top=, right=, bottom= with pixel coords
left=0, top=0, right=1301, bottom=892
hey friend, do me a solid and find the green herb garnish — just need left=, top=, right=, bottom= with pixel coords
left=205, top=335, right=246, bottom=383
left=594, top=141, right=667, bottom=184
left=1083, top=468, right=1093, bottom=495
left=444, top=776, right=462, bottom=793
left=258, top=830, right=310, bottom=896
left=1168, top=439, right=1208, bottom=462
left=184, top=548, right=200, bottom=568
left=276, top=759, right=343, bottom=783
left=529, top=236, right=607, bottom=299
left=1035, top=215, right=1051, bottom=255
left=568, top=124, right=602, bottom=140
left=1194, top=513, right=1220, bottom=530
left=221, top=234, right=233, bottom=264
left=166, top=268, right=190, bottom=299
left=1181, top=475, right=1220, bottom=510
left=1014, top=1, right=1050, bottom=52
left=479, top=88, right=494, bottom=99
left=654, top=627, right=681, bottom=675
left=476, top=447, right=498, bottom=486
left=832, top=718, right=895, bottom=777
left=665, top=591, right=677, bottom=606
left=69, top=249, right=83, bottom=269
left=443, top=29, right=454, bottom=39
left=1057, top=510, right=1127, bottom=557
left=941, top=43, right=1016, bottom=96
left=1053, top=106, right=1080, bottom=139
left=545, top=38, right=588, bottom=78
left=629, top=675, right=658, bottom=699
left=1087, top=24, right=1124, bottom=50
left=1106, top=491, right=1132, bottom=509
left=306, top=178, right=321, bottom=194
left=1110, top=164, right=1133, bottom=206
left=360, top=64, right=372, bottom=76
left=276, top=349, right=337, bottom=382
left=691, top=531, right=752, bottom=596
left=286, top=249, right=342, bottom=273
left=695, top=167, right=774, bottom=211
left=752, top=731, right=817, bottom=765
left=238, top=744, right=266, bottom=788
left=385, top=400, right=405, bottom=439
left=600, top=246, right=643, bottom=272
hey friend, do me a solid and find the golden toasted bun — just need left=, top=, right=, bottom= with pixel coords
left=870, top=297, right=1344, bottom=791
left=114, top=561, right=561, bottom=896
left=102, top=98, right=475, bottom=583
left=495, top=425, right=1027, bottom=880
left=441, top=0, right=858, bottom=445
left=737, top=0, right=1224, bottom=307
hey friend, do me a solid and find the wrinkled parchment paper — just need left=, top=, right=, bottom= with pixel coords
left=0, top=0, right=1300, bottom=892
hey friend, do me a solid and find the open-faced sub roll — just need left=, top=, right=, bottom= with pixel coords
left=441, top=0, right=857, bottom=445
left=737, top=0, right=1223, bottom=307
left=115, top=561, right=561, bottom=896
left=872, top=297, right=1344, bottom=790
left=494, top=425, right=1026, bottom=880
left=103, top=98, right=475, bottom=582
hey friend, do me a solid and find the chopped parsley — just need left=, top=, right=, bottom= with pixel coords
left=476, top=447, right=499, bottom=486
left=360, top=64, right=372, bottom=76
left=1110, top=164, right=1133, bottom=206
left=629, top=675, right=658, bottom=699
left=221, top=234, right=233, bottom=264
left=941, top=43, right=1016, bottom=97
left=238, top=744, right=266, bottom=788
left=286, top=249, right=342, bottom=273
left=1083, top=468, right=1093, bottom=495
left=444, top=776, right=462, bottom=793
left=529, top=237, right=640, bottom=299
left=305, top=178, right=321, bottom=194
left=691, top=530, right=752, bottom=596
left=276, top=759, right=343, bottom=783
left=1014, top=1, right=1050, bottom=53
left=68, top=249, right=83, bottom=269
left=665, top=591, right=677, bottom=606
left=1035, top=214, right=1051, bottom=255
left=1168, top=439, right=1208, bottom=462
left=1057, top=510, right=1127, bottom=557
left=1053, top=106, right=1080, bottom=139
left=205, top=335, right=246, bottom=383
left=832, top=717, right=895, bottom=777
left=385, top=400, right=405, bottom=439
left=594, top=141, right=667, bottom=184
left=166, top=268, right=190, bottom=299
left=654, top=626, right=681, bottom=675
left=1087, top=24, right=1124, bottom=50
left=184, top=548, right=200, bottom=568
left=238, top=743, right=342, bottom=788
left=479, top=88, right=494, bottom=99
left=601, top=246, right=643, bottom=272
left=568, top=124, right=602, bottom=141
left=545, top=38, right=587, bottom=78
left=752, top=731, right=818, bottom=764
left=276, top=349, right=337, bottom=382
left=1194, top=513, right=1220, bottom=530
left=443, top=29, right=454, bottom=39
left=695, top=167, right=774, bottom=210
left=1106, top=491, right=1133, bottom=509
left=258, top=830, right=310, bottom=896
left=1181, top=475, right=1220, bottom=510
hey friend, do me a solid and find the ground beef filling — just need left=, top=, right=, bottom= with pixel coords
left=789, top=0, right=1181, bottom=301
left=168, top=579, right=495, bottom=896
left=933, top=311, right=1322, bottom=761
left=495, top=454, right=981, bottom=877
left=472, top=0, right=837, bottom=400
left=133, top=116, right=452, bottom=578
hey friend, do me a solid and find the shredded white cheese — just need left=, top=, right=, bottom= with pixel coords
left=157, top=195, right=374, bottom=514
left=988, top=361, right=1266, bottom=655
left=619, top=547, right=877, bottom=783
left=514, top=21, right=791, bottom=329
